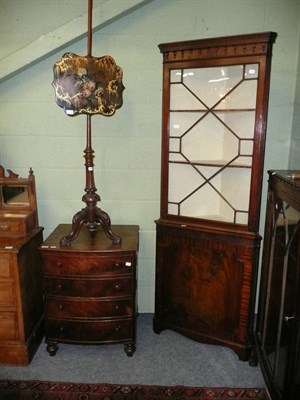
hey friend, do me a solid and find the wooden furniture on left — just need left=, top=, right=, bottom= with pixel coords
left=0, top=166, right=44, bottom=365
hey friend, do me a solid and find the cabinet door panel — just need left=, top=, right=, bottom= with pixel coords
left=0, top=282, right=15, bottom=307
left=0, top=254, right=12, bottom=278
left=0, top=314, right=18, bottom=340
left=156, top=232, right=251, bottom=344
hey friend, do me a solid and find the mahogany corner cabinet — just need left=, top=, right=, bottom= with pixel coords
left=153, top=32, right=277, bottom=361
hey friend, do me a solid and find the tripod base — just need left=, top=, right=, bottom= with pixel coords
left=60, top=206, right=121, bottom=246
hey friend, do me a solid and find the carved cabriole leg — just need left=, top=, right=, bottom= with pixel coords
left=96, top=207, right=121, bottom=244
left=59, top=208, right=87, bottom=246
left=60, top=206, right=121, bottom=246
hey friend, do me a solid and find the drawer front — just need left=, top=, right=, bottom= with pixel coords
left=0, top=254, right=13, bottom=278
left=42, top=254, right=136, bottom=276
left=0, top=219, right=22, bottom=235
left=0, top=282, right=15, bottom=308
left=0, top=313, right=18, bottom=340
left=0, top=212, right=35, bottom=236
left=45, top=318, right=133, bottom=343
left=44, top=276, right=134, bottom=297
left=45, top=297, right=133, bottom=318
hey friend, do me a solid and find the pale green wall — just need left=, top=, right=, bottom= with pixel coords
left=0, top=0, right=300, bottom=312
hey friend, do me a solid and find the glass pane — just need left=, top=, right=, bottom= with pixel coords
left=236, top=212, right=248, bottom=225
left=169, top=137, right=180, bottom=152
left=240, top=140, right=254, bottom=156
left=170, top=84, right=202, bottom=110
left=169, top=152, right=187, bottom=163
left=180, top=184, right=235, bottom=222
left=170, top=69, right=182, bottom=83
left=168, top=163, right=204, bottom=204
left=167, top=63, right=258, bottom=225
left=231, top=156, right=252, bottom=167
left=168, top=202, right=179, bottom=215
left=217, top=169, right=251, bottom=213
left=183, top=66, right=243, bottom=108
left=169, top=112, right=205, bottom=137
left=216, top=111, right=256, bottom=139
left=215, top=80, right=258, bottom=109
left=168, top=164, right=251, bottom=223
left=2, top=185, right=30, bottom=206
left=244, top=64, right=259, bottom=79
left=180, top=113, right=239, bottom=163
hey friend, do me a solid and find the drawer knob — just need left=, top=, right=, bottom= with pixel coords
left=115, top=284, right=120, bottom=290
left=115, top=305, right=119, bottom=310
left=115, top=325, right=121, bottom=332
left=58, top=304, right=63, bottom=310
left=59, top=326, right=64, bottom=332
left=0, top=224, right=9, bottom=231
left=56, top=262, right=63, bottom=268
left=284, top=315, right=295, bottom=322
left=115, top=262, right=132, bottom=267
left=57, top=284, right=62, bottom=290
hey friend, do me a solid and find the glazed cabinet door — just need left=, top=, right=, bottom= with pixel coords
left=159, top=32, right=277, bottom=232
left=166, top=63, right=257, bottom=226
left=256, top=186, right=300, bottom=400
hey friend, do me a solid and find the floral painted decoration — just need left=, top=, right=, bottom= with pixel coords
left=52, top=52, right=124, bottom=116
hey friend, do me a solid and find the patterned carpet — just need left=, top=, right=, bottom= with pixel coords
left=0, top=380, right=270, bottom=400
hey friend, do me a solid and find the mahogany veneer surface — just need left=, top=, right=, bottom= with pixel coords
left=40, top=224, right=139, bottom=357
left=0, top=228, right=44, bottom=365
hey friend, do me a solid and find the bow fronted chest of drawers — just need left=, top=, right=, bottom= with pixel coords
left=40, top=224, right=139, bottom=357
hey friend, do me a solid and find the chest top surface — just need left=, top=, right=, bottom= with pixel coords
left=40, top=224, right=139, bottom=254
left=0, top=227, right=43, bottom=251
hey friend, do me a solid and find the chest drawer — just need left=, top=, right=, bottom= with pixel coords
left=45, top=318, right=133, bottom=343
left=44, top=276, right=134, bottom=297
left=45, top=297, right=133, bottom=318
left=43, top=254, right=136, bottom=276
left=0, top=282, right=16, bottom=308
left=40, top=224, right=139, bottom=356
left=0, top=211, right=35, bottom=236
left=0, top=219, right=24, bottom=235
left=0, top=254, right=13, bottom=278
left=0, top=313, right=18, bottom=340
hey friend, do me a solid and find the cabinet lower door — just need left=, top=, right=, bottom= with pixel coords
left=154, top=225, right=260, bottom=361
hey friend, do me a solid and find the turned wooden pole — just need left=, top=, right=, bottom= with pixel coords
left=87, top=0, right=93, bottom=57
